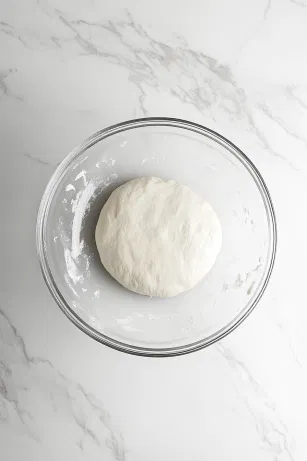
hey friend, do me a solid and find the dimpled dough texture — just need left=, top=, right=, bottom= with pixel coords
left=95, top=177, right=222, bottom=297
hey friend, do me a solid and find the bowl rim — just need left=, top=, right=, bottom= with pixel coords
left=36, top=117, right=277, bottom=357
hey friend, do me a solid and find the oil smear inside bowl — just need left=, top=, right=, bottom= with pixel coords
left=54, top=160, right=119, bottom=327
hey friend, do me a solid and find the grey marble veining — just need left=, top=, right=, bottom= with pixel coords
left=0, top=308, right=126, bottom=459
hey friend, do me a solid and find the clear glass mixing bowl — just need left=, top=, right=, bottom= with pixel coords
left=36, top=118, right=276, bottom=357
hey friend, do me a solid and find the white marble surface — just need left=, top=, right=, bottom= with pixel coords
left=1, top=0, right=307, bottom=459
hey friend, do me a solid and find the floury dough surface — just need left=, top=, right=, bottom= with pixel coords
left=95, top=177, right=222, bottom=297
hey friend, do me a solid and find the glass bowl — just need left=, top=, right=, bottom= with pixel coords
left=36, top=118, right=276, bottom=357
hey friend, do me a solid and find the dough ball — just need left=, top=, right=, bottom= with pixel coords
left=95, top=177, right=222, bottom=297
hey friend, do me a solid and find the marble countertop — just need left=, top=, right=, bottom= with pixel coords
left=1, top=0, right=307, bottom=459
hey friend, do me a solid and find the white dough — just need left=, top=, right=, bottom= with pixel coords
left=95, top=177, right=222, bottom=297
